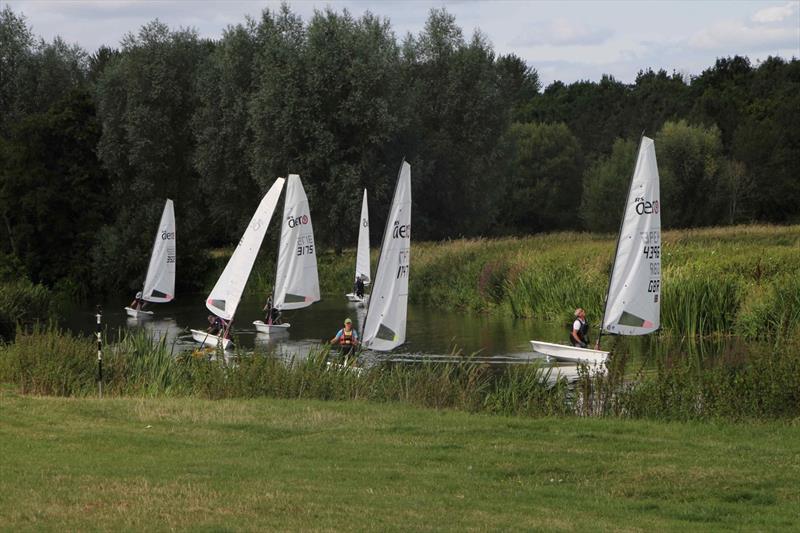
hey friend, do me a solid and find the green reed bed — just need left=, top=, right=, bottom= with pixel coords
left=413, top=225, right=800, bottom=338
left=3, top=326, right=799, bottom=420
left=0, top=280, right=53, bottom=341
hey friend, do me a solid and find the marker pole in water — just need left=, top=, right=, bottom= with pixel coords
left=95, top=305, right=103, bottom=398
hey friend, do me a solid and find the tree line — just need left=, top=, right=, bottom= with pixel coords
left=0, top=5, right=797, bottom=297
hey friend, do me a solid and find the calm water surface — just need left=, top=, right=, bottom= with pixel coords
left=63, top=292, right=757, bottom=377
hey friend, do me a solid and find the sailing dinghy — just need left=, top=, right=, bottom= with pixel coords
left=253, top=174, right=320, bottom=335
left=125, top=199, right=176, bottom=318
left=530, top=136, right=661, bottom=364
left=361, top=161, right=411, bottom=351
left=345, top=189, right=371, bottom=303
left=191, top=178, right=286, bottom=349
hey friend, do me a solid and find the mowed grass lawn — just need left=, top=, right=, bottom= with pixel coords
left=1, top=392, right=799, bottom=531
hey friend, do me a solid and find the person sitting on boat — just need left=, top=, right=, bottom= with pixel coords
left=354, top=276, right=365, bottom=299
left=263, top=293, right=281, bottom=325
left=330, top=318, right=359, bottom=356
left=129, top=290, right=146, bottom=311
left=207, top=314, right=228, bottom=337
left=570, top=308, right=590, bottom=348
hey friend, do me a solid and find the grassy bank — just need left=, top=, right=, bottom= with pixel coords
left=232, top=224, right=799, bottom=338
left=1, top=392, right=798, bottom=531
left=3, top=327, right=799, bottom=420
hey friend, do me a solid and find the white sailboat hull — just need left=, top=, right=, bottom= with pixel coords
left=345, top=293, right=369, bottom=304
left=529, top=340, right=609, bottom=364
left=125, top=307, right=153, bottom=318
left=252, top=321, right=291, bottom=335
left=190, top=329, right=232, bottom=350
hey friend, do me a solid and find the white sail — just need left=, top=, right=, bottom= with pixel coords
left=602, top=136, right=661, bottom=335
left=273, top=174, right=320, bottom=310
left=355, top=189, right=370, bottom=284
left=142, top=199, right=176, bottom=303
left=206, top=178, right=286, bottom=321
left=362, top=161, right=411, bottom=351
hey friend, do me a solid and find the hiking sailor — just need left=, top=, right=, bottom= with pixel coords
left=570, top=308, right=590, bottom=348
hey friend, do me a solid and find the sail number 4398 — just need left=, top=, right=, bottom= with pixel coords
left=642, top=245, right=660, bottom=259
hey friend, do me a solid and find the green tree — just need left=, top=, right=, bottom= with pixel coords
left=192, top=21, right=261, bottom=243
left=581, top=138, right=638, bottom=232
left=401, top=9, right=514, bottom=238
left=0, top=89, right=109, bottom=289
left=656, top=120, right=724, bottom=228
left=94, top=20, right=211, bottom=293
left=0, top=5, right=34, bottom=132
left=501, top=122, right=583, bottom=232
left=250, top=6, right=402, bottom=251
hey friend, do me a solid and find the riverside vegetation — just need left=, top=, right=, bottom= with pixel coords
left=2, top=324, right=798, bottom=421
left=243, top=224, right=800, bottom=339
left=1, top=225, right=798, bottom=420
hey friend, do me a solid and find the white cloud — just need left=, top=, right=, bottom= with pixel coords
left=752, top=1, right=798, bottom=23
left=511, top=18, right=612, bottom=47
left=688, top=19, right=799, bottom=50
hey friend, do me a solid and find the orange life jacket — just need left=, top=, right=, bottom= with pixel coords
left=339, top=329, right=354, bottom=346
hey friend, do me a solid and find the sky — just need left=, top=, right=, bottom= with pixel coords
left=5, top=0, right=800, bottom=85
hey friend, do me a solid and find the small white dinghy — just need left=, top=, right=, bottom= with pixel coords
left=190, top=329, right=232, bottom=350
left=252, top=321, right=291, bottom=335
left=126, top=199, right=176, bottom=318
left=254, top=175, right=321, bottom=336
left=529, top=340, right=609, bottom=365
left=345, top=293, right=369, bottom=304
left=362, top=161, right=412, bottom=352
left=345, top=189, right=371, bottom=303
left=198, top=178, right=287, bottom=350
left=124, top=307, right=154, bottom=319
left=530, top=136, right=662, bottom=362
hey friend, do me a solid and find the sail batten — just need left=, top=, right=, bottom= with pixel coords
left=206, top=178, right=286, bottom=321
left=273, top=175, right=320, bottom=311
left=362, top=162, right=411, bottom=351
left=355, top=189, right=370, bottom=284
left=142, top=199, right=176, bottom=303
left=602, top=136, right=661, bottom=336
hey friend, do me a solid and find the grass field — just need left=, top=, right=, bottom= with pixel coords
left=1, top=391, right=799, bottom=531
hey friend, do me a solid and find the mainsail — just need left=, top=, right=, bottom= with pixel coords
left=602, top=136, right=661, bottom=335
left=142, top=199, right=176, bottom=303
left=273, top=174, right=320, bottom=311
left=362, top=161, right=411, bottom=351
left=206, top=178, right=286, bottom=321
left=355, top=189, right=370, bottom=284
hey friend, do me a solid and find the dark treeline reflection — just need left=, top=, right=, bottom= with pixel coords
left=0, top=5, right=797, bottom=298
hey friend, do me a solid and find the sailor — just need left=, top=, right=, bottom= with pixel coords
left=207, top=315, right=227, bottom=336
left=570, top=308, right=590, bottom=348
left=129, top=290, right=146, bottom=311
left=354, top=276, right=365, bottom=299
left=330, top=318, right=359, bottom=356
left=263, top=292, right=281, bottom=325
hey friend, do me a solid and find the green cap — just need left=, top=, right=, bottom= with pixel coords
left=344, top=318, right=352, bottom=324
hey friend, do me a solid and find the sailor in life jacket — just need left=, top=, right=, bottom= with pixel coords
left=570, top=308, right=590, bottom=348
left=330, top=317, right=359, bottom=354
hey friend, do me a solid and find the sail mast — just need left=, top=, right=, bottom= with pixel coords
left=596, top=132, right=644, bottom=349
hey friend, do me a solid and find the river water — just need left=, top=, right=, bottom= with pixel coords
left=62, top=292, right=758, bottom=378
